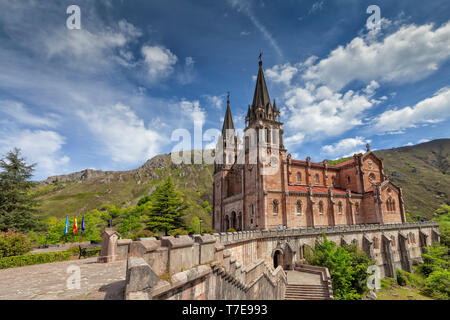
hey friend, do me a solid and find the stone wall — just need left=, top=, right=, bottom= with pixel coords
left=124, top=234, right=286, bottom=300
left=108, top=221, right=439, bottom=299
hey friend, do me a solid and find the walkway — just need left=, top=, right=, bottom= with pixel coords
left=0, top=258, right=126, bottom=300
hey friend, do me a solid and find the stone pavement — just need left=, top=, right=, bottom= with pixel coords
left=0, top=258, right=126, bottom=300
left=285, top=270, right=322, bottom=285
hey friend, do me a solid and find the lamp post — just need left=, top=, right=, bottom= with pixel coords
left=199, top=218, right=203, bottom=235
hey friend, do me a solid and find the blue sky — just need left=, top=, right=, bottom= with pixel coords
left=0, top=0, right=449, bottom=180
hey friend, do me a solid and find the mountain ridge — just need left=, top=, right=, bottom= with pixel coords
left=34, top=139, right=449, bottom=223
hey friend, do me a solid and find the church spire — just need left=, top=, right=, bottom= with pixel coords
left=251, top=56, right=271, bottom=110
left=222, top=92, right=234, bottom=135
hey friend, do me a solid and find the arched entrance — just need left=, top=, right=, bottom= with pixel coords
left=272, top=243, right=296, bottom=270
left=273, top=249, right=283, bottom=269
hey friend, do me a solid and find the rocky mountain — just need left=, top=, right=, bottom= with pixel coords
left=34, top=139, right=449, bottom=224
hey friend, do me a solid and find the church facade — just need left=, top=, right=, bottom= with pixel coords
left=212, top=59, right=407, bottom=232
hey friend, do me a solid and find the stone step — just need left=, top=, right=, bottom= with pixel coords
left=285, top=292, right=328, bottom=297
left=285, top=296, right=331, bottom=300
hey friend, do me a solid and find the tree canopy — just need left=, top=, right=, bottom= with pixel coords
left=0, top=148, right=43, bottom=233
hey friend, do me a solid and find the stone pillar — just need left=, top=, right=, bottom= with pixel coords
left=98, top=229, right=120, bottom=263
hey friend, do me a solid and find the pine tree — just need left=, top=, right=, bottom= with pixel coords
left=0, top=148, right=42, bottom=233
left=145, top=177, right=188, bottom=235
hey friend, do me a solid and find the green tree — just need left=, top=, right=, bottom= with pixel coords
left=0, top=148, right=43, bottom=233
left=190, top=216, right=201, bottom=234
left=144, top=178, right=188, bottom=235
left=307, top=234, right=364, bottom=300
left=432, top=204, right=450, bottom=247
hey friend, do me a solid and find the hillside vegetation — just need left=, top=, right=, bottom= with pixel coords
left=33, top=139, right=450, bottom=225
left=374, top=139, right=450, bottom=220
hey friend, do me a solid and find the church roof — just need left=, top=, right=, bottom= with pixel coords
left=251, top=60, right=272, bottom=110
left=222, top=95, right=235, bottom=135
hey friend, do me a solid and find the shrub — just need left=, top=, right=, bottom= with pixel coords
left=0, top=232, right=33, bottom=258
left=134, top=230, right=154, bottom=240
left=396, top=269, right=407, bottom=286
left=168, top=228, right=189, bottom=236
left=422, top=269, right=450, bottom=300
left=227, top=228, right=236, bottom=233
left=0, top=250, right=72, bottom=269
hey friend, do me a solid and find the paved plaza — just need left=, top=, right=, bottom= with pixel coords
left=0, top=258, right=126, bottom=300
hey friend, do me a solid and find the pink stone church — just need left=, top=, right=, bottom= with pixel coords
left=212, top=59, right=407, bottom=232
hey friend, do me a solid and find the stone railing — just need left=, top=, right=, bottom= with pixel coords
left=294, top=263, right=334, bottom=299
left=124, top=236, right=287, bottom=300
left=210, top=221, right=439, bottom=245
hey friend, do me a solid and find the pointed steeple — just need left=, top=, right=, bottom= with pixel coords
left=251, top=58, right=272, bottom=110
left=222, top=92, right=234, bottom=135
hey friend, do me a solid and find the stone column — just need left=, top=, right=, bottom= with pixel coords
left=98, top=229, right=120, bottom=263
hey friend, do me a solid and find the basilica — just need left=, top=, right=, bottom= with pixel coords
left=212, top=59, right=407, bottom=232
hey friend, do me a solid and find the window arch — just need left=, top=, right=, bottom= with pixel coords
left=318, top=201, right=323, bottom=214
left=296, top=172, right=301, bottom=183
left=337, top=201, right=343, bottom=214
left=296, top=200, right=302, bottom=215
left=355, top=203, right=360, bottom=215
left=368, top=173, right=376, bottom=183
left=273, top=200, right=278, bottom=215
left=347, top=176, right=351, bottom=185
left=386, top=197, right=396, bottom=212
left=315, top=174, right=319, bottom=184
left=251, top=204, right=254, bottom=216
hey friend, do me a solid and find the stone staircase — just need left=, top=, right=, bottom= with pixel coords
left=285, top=283, right=332, bottom=300
left=284, top=264, right=334, bottom=300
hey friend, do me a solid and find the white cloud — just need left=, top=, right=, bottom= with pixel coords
left=0, top=100, right=59, bottom=128
left=141, top=45, right=178, bottom=80
left=45, top=19, right=142, bottom=66
left=373, top=87, right=450, bottom=134
left=0, top=129, right=70, bottom=179
left=284, top=132, right=305, bottom=148
left=78, top=103, right=163, bottom=164
left=203, top=94, right=225, bottom=110
left=303, top=21, right=450, bottom=90
left=321, top=136, right=370, bottom=158
left=265, top=63, right=299, bottom=86
left=177, top=56, right=196, bottom=85
left=284, top=82, right=376, bottom=138
left=179, top=100, right=206, bottom=126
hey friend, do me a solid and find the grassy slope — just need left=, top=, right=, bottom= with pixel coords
left=374, top=139, right=450, bottom=220
left=34, top=154, right=214, bottom=228
left=34, top=139, right=450, bottom=225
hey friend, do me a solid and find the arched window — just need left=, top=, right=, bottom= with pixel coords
left=355, top=203, right=360, bottom=215
left=251, top=204, right=254, bottom=216
left=273, top=200, right=278, bottom=214
left=331, top=176, right=335, bottom=187
left=315, top=174, right=319, bottom=184
left=318, top=201, right=323, bottom=214
left=368, top=173, right=375, bottom=183
left=296, top=172, right=301, bottom=183
left=338, top=201, right=343, bottom=214
left=296, top=201, right=302, bottom=215
left=347, top=176, right=351, bottom=185
left=386, top=198, right=396, bottom=212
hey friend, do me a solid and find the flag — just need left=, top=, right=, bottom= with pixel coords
left=73, top=216, right=78, bottom=234
left=81, top=216, right=85, bottom=233
left=64, top=216, right=69, bottom=234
